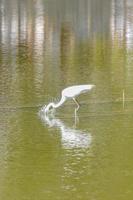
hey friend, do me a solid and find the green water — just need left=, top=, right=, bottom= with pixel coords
left=0, top=0, right=133, bottom=199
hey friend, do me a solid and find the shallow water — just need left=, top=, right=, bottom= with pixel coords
left=0, top=0, right=133, bottom=199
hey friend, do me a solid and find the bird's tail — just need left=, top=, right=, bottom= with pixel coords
left=86, top=84, right=95, bottom=90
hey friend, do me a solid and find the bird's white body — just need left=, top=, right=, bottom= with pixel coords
left=42, top=84, right=95, bottom=113
left=62, top=85, right=94, bottom=98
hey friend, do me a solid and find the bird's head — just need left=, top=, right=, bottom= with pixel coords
left=44, top=103, right=55, bottom=114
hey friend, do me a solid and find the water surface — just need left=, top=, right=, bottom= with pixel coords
left=0, top=0, right=133, bottom=199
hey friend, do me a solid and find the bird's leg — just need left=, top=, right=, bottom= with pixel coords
left=73, top=98, right=80, bottom=111
left=74, top=108, right=79, bottom=127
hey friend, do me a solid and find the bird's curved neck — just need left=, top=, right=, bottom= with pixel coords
left=53, top=96, right=66, bottom=108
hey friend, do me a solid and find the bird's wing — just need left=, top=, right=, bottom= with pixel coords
left=62, top=85, right=92, bottom=98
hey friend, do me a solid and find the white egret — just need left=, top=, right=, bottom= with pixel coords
left=43, top=84, right=95, bottom=113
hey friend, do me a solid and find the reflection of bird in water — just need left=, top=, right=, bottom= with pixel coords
left=39, top=113, right=92, bottom=149
left=42, top=84, right=95, bottom=114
